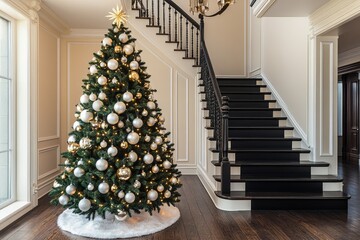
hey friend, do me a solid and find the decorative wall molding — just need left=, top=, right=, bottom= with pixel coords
left=261, top=74, right=309, bottom=147
left=309, top=0, right=360, bottom=37
left=38, top=22, right=61, bottom=142
left=37, top=145, right=60, bottom=180
left=252, top=0, right=276, bottom=18
left=339, top=46, right=360, bottom=68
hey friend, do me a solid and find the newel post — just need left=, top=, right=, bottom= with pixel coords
left=221, top=96, right=230, bottom=195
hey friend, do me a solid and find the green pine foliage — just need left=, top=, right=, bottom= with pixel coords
left=49, top=23, right=182, bottom=220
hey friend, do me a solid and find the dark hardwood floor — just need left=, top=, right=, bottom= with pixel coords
left=0, top=160, right=359, bottom=240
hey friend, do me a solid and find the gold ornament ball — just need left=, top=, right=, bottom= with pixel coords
left=86, top=84, right=90, bottom=90
left=111, top=184, right=118, bottom=192
left=129, top=71, right=139, bottom=81
left=74, top=113, right=80, bottom=118
left=68, top=143, right=80, bottom=153
left=136, top=92, right=142, bottom=99
left=114, top=45, right=122, bottom=53
left=117, top=167, right=132, bottom=180
left=144, top=83, right=150, bottom=89
left=75, top=126, right=82, bottom=132
left=101, top=122, right=108, bottom=129
left=120, top=141, right=129, bottom=149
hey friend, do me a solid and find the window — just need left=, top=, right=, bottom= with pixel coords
left=0, top=14, right=14, bottom=210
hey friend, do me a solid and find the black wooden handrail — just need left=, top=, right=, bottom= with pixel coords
left=250, top=0, right=257, bottom=7
left=164, top=0, right=200, bottom=29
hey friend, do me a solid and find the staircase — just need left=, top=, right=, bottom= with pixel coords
left=201, top=78, right=350, bottom=209
left=131, top=0, right=350, bottom=210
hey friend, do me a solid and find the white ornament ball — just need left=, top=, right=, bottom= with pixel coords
left=78, top=198, right=91, bottom=212
left=68, top=135, right=76, bottom=143
left=155, top=136, right=163, bottom=145
left=100, top=140, right=107, bottom=148
left=102, top=37, right=112, bottom=47
left=143, top=153, right=154, bottom=164
left=150, top=142, right=157, bottom=150
left=89, top=93, right=97, bottom=101
left=98, top=182, right=110, bottom=194
left=164, top=190, right=171, bottom=198
left=66, top=184, right=76, bottom=195
left=107, top=59, right=119, bottom=70
left=133, top=180, right=141, bottom=188
left=145, top=135, right=151, bottom=142
left=127, top=132, right=140, bottom=145
left=100, top=62, right=106, bottom=68
left=114, top=101, right=126, bottom=114
left=80, top=94, right=89, bottom=104
left=147, top=101, right=156, bottom=110
left=107, top=146, right=118, bottom=157
left=123, top=44, right=134, bottom=55
left=142, top=110, right=148, bottom=116
left=147, top=117, right=156, bottom=126
left=126, top=127, right=131, bottom=133
left=115, top=210, right=128, bottom=221
left=157, top=184, right=164, bottom=192
left=121, top=56, right=127, bottom=63
left=136, top=56, right=141, bottom=62
left=132, top=117, right=143, bottom=128
left=64, top=159, right=70, bottom=165
left=92, top=100, right=103, bottom=111
left=96, top=158, right=108, bottom=171
left=170, top=177, right=178, bottom=184
left=118, top=121, right=124, bottom=128
left=74, top=167, right=85, bottom=178
left=76, top=105, right=83, bottom=112
left=97, top=75, right=107, bottom=85
left=89, top=65, right=98, bottom=74
left=77, top=159, right=84, bottom=165
left=156, top=155, right=161, bottom=161
left=80, top=110, right=93, bottom=123
left=58, top=195, right=69, bottom=205
left=87, top=183, right=94, bottom=191
left=107, top=112, right=119, bottom=125
left=163, top=160, right=172, bottom=169
left=128, top=151, right=138, bottom=162
left=130, top=61, right=139, bottom=70
left=159, top=116, right=165, bottom=122
left=98, top=92, right=106, bottom=100
left=151, top=111, right=157, bottom=116
left=114, top=27, right=119, bottom=33
left=119, top=33, right=129, bottom=43
left=123, top=91, right=133, bottom=102
left=147, top=189, right=158, bottom=201
left=152, top=165, right=159, bottom=173
left=118, top=190, right=125, bottom=199
left=125, top=192, right=136, bottom=203
left=97, top=51, right=103, bottom=56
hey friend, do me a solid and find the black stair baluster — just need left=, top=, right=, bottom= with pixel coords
left=179, top=15, right=183, bottom=50
left=162, top=0, right=166, bottom=34
left=146, top=0, right=149, bottom=18
left=196, top=29, right=199, bottom=65
left=191, top=25, right=194, bottom=58
left=185, top=20, right=189, bottom=58
left=157, top=0, right=160, bottom=26
left=151, top=0, right=154, bottom=25
left=175, top=10, right=178, bottom=44
left=168, top=5, right=172, bottom=41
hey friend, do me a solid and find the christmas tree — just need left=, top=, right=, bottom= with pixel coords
left=50, top=6, right=181, bottom=221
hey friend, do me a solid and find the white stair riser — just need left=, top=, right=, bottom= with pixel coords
left=311, top=167, right=329, bottom=175
left=300, top=153, right=310, bottom=161
left=323, top=182, right=343, bottom=191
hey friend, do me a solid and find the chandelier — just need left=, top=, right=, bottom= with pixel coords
left=189, top=0, right=235, bottom=15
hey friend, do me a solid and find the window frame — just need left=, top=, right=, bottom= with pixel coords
left=0, top=10, right=16, bottom=211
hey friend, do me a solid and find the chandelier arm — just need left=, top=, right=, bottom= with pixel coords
left=201, top=3, right=230, bottom=17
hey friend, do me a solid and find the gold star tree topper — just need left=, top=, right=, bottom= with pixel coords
left=106, top=5, right=128, bottom=28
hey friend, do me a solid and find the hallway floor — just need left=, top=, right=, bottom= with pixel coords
left=0, top=161, right=359, bottom=240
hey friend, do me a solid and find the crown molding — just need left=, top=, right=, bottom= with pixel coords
left=252, top=0, right=276, bottom=18
left=38, top=2, right=69, bottom=34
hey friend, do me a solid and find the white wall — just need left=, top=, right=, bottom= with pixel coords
left=261, top=17, right=309, bottom=137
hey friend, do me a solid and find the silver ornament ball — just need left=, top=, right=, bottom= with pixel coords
left=80, top=110, right=93, bottom=123
left=127, top=132, right=140, bottom=145
left=130, top=61, right=139, bottom=70
left=132, top=117, right=143, bottom=128
left=118, top=190, right=125, bottom=199
left=114, top=101, right=126, bottom=114
left=157, top=184, right=164, bottom=192
left=125, top=192, right=136, bottom=203
left=107, top=145, right=118, bottom=157
left=78, top=198, right=91, bottom=212
left=80, top=94, right=89, bottom=104
left=107, top=59, right=119, bottom=70
left=107, top=112, right=119, bottom=125
left=147, top=189, right=158, bottom=201
left=58, top=195, right=69, bottom=205
left=87, top=183, right=94, bottom=191
left=123, top=44, right=134, bottom=55
left=118, top=33, right=129, bottom=43
left=98, top=92, right=106, bottom=100
left=122, top=91, right=133, bottom=103
left=68, top=135, right=76, bottom=143
left=98, top=182, right=110, bottom=194
left=102, top=37, right=112, bottom=47
left=89, top=93, right=97, bottom=101
left=89, top=65, right=97, bottom=74
left=96, top=158, right=109, bottom=171
left=128, top=151, right=138, bottom=162
left=143, top=153, right=154, bottom=164
left=66, top=184, right=76, bottom=195
left=163, top=160, right=172, bottom=169
left=152, top=164, right=159, bottom=173
left=97, top=75, right=107, bottom=85
left=74, top=167, right=85, bottom=178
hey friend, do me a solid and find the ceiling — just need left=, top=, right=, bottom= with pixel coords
left=42, top=0, right=125, bottom=29
left=263, top=0, right=330, bottom=17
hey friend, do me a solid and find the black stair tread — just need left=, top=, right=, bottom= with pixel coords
left=156, top=33, right=169, bottom=36
left=208, top=136, right=301, bottom=141
left=217, top=77, right=263, bottom=81
left=136, top=17, right=151, bottom=19
left=174, top=49, right=186, bottom=52
left=199, top=91, right=272, bottom=95
left=205, top=126, right=294, bottom=130
left=201, top=107, right=281, bottom=111
left=204, top=116, right=287, bottom=120
left=220, top=84, right=267, bottom=88
left=165, top=41, right=179, bottom=43
left=183, top=57, right=196, bottom=60
left=211, top=160, right=329, bottom=167
left=209, top=148, right=310, bottom=153
left=212, top=175, right=343, bottom=182
left=201, top=99, right=276, bottom=102
left=146, top=25, right=161, bottom=28
left=214, top=191, right=351, bottom=200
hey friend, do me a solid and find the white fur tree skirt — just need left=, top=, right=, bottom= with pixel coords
left=57, top=206, right=180, bottom=239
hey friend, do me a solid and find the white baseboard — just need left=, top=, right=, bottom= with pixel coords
left=261, top=74, right=310, bottom=147
left=178, top=165, right=197, bottom=175
left=197, top=166, right=251, bottom=211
